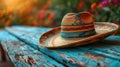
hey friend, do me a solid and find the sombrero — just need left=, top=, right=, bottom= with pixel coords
left=39, top=12, right=119, bottom=48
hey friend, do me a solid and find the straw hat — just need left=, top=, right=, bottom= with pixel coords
left=39, top=12, right=119, bottom=48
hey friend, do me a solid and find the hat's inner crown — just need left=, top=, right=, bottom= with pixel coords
left=61, top=12, right=96, bottom=38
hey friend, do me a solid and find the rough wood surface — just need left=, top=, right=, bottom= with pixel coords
left=0, top=43, right=6, bottom=61
left=0, top=31, right=64, bottom=67
left=5, top=26, right=120, bottom=67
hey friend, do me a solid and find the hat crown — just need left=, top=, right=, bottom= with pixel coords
left=61, top=12, right=96, bottom=38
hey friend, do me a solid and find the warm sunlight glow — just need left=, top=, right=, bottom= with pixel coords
left=4, top=0, right=37, bottom=14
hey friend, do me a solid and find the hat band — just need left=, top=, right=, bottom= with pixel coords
left=61, top=22, right=94, bottom=26
left=61, top=29, right=96, bottom=38
left=61, top=24, right=94, bottom=32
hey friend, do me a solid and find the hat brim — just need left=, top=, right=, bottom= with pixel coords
left=39, top=22, right=119, bottom=49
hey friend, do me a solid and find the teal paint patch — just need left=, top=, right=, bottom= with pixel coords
left=5, top=26, right=120, bottom=67
left=0, top=30, right=64, bottom=67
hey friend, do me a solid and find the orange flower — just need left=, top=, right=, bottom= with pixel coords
left=77, top=2, right=84, bottom=10
left=42, top=1, right=51, bottom=10
left=38, top=10, right=45, bottom=22
left=5, top=20, right=11, bottom=26
left=48, top=13, right=55, bottom=21
left=97, top=4, right=103, bottom=9
left=91, top=3, right=97, bottom=9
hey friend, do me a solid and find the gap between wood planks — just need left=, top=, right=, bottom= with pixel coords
left=0, top=43, right=14, bottom=67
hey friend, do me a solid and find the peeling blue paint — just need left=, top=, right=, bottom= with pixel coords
left=1, top=26, right=120, bottom=67
left=0, top=30, right=64, bottom=67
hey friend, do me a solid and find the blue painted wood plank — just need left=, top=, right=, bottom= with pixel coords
left=5, top=26, right=120, bottom=67
left=0, top=31, right=64, bottom=67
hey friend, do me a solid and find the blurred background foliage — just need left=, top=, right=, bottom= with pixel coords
left=0, top=0, right=120, bottom=34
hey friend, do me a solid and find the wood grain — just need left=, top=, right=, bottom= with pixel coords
left=5, top=26, right=120, bottom=67
left=0, top=30, right=64, bottom=67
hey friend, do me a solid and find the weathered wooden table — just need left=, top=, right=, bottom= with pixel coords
left=0, top=26, right=120, bottom=67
